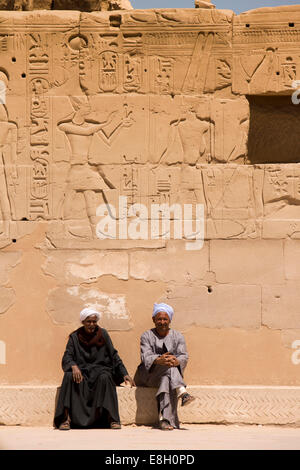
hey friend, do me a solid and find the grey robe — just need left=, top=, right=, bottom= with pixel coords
left=134, top=328, right=188, bottom=428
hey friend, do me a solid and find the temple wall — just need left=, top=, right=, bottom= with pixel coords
left=1, top=5, right=300, bottom=387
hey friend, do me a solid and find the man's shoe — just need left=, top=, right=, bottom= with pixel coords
left=181, top=393, right=196, bottom=407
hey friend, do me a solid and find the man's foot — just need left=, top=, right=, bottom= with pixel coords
left=59, top=419, right=71, bottom=430
left=159, top=419, right=174, bottom=431
left=110, top=421, right=122, bottom=429
left=181, top=393, right=196, bottom=407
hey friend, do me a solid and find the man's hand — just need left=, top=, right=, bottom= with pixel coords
left=71, top=365, right=83, bottom=384
left=155, top=352, right=180, bottom=367
left=123, top=375, right=136, bottom=387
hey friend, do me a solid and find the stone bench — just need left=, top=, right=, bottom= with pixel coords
left=0, top=385, right=300, bottom=427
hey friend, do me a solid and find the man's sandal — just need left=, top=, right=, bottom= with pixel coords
left=59, top=420, right=71, bottom=430
left=181, top=393, right=196, bottom=407
left=159, top=420, right=174, bottom=431
left=110, top=421, right=122, bottom=429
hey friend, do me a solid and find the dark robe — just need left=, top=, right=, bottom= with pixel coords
left=54, top=327, right=128, bottom=429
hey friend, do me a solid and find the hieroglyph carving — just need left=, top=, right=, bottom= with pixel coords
left=233, top=9, right=300, bottom=94
left=28, top=33, right=51, bottom=220
left=1, top=8, right=299, bottom=247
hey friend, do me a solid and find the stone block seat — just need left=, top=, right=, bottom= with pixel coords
left=0, top=385, right=300, bottom=427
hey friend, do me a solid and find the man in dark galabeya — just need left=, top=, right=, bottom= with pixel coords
left=54, top=307, right=135, bottom=430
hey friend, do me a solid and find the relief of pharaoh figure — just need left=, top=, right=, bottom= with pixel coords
left=160, top=104, right=210, bottom=166
left=0, top=72, right=18, bottom=238
left=58, top=96, right=133, bottom=239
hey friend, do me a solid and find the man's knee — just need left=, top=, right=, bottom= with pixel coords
left=97, top=372, right=113, bottom=385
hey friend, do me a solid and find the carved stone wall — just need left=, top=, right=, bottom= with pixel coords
left=0, top=5, right=300, bottom=388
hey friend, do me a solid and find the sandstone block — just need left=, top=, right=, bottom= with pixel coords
left=129, top=241, right=209, bottom=283
left=263, top=282, right=300, bottom=329
left=0, top=287, right=16, bottom=314
left=280, top=330, right=300, bottom=349
left=0, top=252, right=22, bottom=285
left=162, top=284, right=261, bottom=329
left=284, top=240, right=300, bottom=280
left=42, top=250, right=129, bottom=284
left=211, top=240, right=285, bottom=284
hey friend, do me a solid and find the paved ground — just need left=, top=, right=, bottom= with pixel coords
left=0, top=424, right=300, bottom=450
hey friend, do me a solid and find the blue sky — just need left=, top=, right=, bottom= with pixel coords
left=131, top=0, right=300, bottom=14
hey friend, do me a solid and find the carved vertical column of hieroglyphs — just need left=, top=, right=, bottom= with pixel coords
left=27, top=29, right=51, bottom=221
left=0, top=13, right=31, bottom=241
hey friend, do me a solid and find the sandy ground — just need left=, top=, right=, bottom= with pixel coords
left=0, top=424, right=300, bottom=450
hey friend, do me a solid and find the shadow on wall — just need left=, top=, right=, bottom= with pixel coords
left=247, top=95, right=300, bottom=164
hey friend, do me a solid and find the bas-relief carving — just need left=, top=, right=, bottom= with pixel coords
left=0, top=12, right=81, bottom=245
left=57, top=96, right=134, bottom=239
left=233, top=7, right=300, bottom=94
left=0, top=252, right=21, bottom=314
left=233, top=48, right=300, bottom=95
left=262, top=166, right=300, bottom=239
left=150, top=96, right=248, bottom=166
left=0, top=8, right=299, bottom=250
left=0, top=101, right=18, bottom=238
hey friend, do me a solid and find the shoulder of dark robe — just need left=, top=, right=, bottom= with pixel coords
left=63, top=328, right=128, bottom=384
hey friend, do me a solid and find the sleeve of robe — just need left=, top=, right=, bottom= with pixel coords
left=173, top=331, right=189, bottom=376
left=61, top=336, right=77, bottom=372
left=102, top=329, right=128, bottom=383
left=140, top=331, right=160, bottom=371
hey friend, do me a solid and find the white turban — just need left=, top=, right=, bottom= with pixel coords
left=80, top=307, right=101, bottom=323
left=152, top=303, right=174, bottom=321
